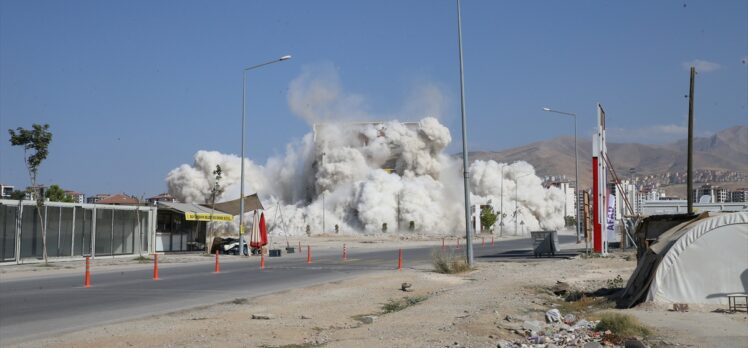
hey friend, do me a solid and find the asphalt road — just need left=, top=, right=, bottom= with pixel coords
left=0, top=235, right=575, bottom=344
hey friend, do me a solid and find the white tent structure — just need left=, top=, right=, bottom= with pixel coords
left=619, top=212, right=748, bottom=307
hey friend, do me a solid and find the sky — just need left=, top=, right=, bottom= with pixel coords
left=1, top=0, right=746, bottom=197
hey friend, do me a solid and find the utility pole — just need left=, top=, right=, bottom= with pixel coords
left=687, top=66, right=695, bottom=214
left=456, top=0, right=474, bottom=266
left=321, top=151, right=326, bottom=234
left=500, top=164, right=505, bottom=237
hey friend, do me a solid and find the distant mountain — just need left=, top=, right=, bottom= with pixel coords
left=466, top=125, right=748, bottom=189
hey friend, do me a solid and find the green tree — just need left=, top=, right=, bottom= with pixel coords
left=45, top=184, right=74, bottom=203
left=564, top=215, right=577, bottom=227
left=10, top=190, right=26, bottom=200
left=8, top=124, right=53, bottom=264
left=480, top=206, right=497, bottom=232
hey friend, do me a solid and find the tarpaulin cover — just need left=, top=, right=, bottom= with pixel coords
left=646, top=212, right=748, bottom=305
left=207, top=194, right=264, bottom=216
left=618, top=212, right=748, bottom=307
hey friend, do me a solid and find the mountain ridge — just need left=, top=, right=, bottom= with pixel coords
left=464, top=125, right=748, bottom=189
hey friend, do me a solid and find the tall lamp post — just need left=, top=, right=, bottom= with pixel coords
left=499, top=163, right=507, bottom=236
left=456, top=0, right=474, bottom=266
left=515, top=172, right=531, bottom=235
left=542, top=107, right=581, bottom=243
left=239, top=55, right=291, bottom=256
left=321, top=151, right=326, bottom=235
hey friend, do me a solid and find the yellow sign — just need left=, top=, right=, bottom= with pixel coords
left=184, top=212, right=233, bottom=222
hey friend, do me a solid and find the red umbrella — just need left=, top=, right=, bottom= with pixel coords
left=259, top=212, right=268, bottom=246
left=250, top=211, right=261, bottom=249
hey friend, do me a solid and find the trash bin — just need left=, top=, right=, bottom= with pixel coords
left=530, top=230, right=559, bottom=257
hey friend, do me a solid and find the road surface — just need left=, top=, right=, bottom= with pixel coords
left=0, top=235, right=576, bottom=344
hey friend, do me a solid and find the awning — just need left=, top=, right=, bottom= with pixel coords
left=206, top=194, right=264, bottom=216
left=157, top=201, right=233, bottom=221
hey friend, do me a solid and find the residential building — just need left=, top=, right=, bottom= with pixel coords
left=620, top=180, right=640, bottom=215
left=730, top=189, right=747, bottom=203
left=64, top=190, right=85, bottom=204
left=693, top=184, right=728, bottom=203
left=543, top=180, right=577, bottom=219
left=86, top=194, right=111, bottom=204
left=0, top=184, right=14, bottom=198
left=96, top=194, right=140, bottom=205
left=147, top=193, right=177, bottom=206
left=21, top=185, right=46, bottom=201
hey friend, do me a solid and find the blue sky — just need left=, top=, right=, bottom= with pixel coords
left=1, top=0, right=746, bottom=197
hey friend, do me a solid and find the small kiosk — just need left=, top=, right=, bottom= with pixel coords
left=155, top=202, right=232, bottom=252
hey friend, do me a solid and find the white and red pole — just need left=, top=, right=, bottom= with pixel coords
left=592, top=104, right=608, bottom=255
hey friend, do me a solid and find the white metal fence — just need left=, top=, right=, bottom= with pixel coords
left=0, top=199, right=156, bottom=263
left=641, top=200, right=748, bottom=216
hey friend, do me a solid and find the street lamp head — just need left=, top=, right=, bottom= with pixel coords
left=279, top=55, right=292, bottom=61
left=542, top=107, right=551, bottom=112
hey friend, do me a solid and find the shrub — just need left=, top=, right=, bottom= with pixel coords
left=382, top=296, right=427, bottom=313
left=432, top=249, right=473, bottom=274
left=595, top=312, right=650, bottom=337
left=133, top=255, right=151, bottom=263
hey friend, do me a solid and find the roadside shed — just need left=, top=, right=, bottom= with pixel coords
left=155, top=202, right=232, bottom=252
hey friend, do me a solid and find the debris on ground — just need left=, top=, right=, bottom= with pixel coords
left=250, top=314, right=274, bottom=320
left=551, top=281, right=571, bottom=296
left=496, top=307, right=649, bottom=348
left=545, top=308, right=561, bottom=323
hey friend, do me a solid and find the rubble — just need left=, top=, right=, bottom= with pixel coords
left=550, top=281, right=571, bottom=296
left=545, top=308, right=561, bottom=323
left=495, top=307, right=646, bottom=348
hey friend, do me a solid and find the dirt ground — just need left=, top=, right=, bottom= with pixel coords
left=10, top=243, right=748, bottom=348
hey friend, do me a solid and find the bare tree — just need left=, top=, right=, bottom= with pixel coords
left=8, top=124, right=53, bottom=264
left=207, top=165, right=223, bottom=253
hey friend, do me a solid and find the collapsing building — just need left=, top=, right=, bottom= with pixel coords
left=166, top=117, right=567, bottom=236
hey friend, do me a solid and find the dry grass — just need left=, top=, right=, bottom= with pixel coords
left=381, top=296, right=428, bottom=313
left=259, top=343, right=324, bottom=348
left=133, top=255, right=152, bottom=263
left=229, top=298, right=249, bottom=305
left=595, top=312, right=651, bottom=338
left=432, top=250, right=473, bottom=274
left=557, top=295, right=613, bottom=315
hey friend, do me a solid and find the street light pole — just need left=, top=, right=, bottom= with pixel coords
left=239, top=55, right=291, bottom=256
left=456, top=0, right=474, bottom=267
left=542, top=107, right=581, bottom=243
left=515, top=172, right=531, bottom=236
left=499, top=163, right=507, bottom=237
